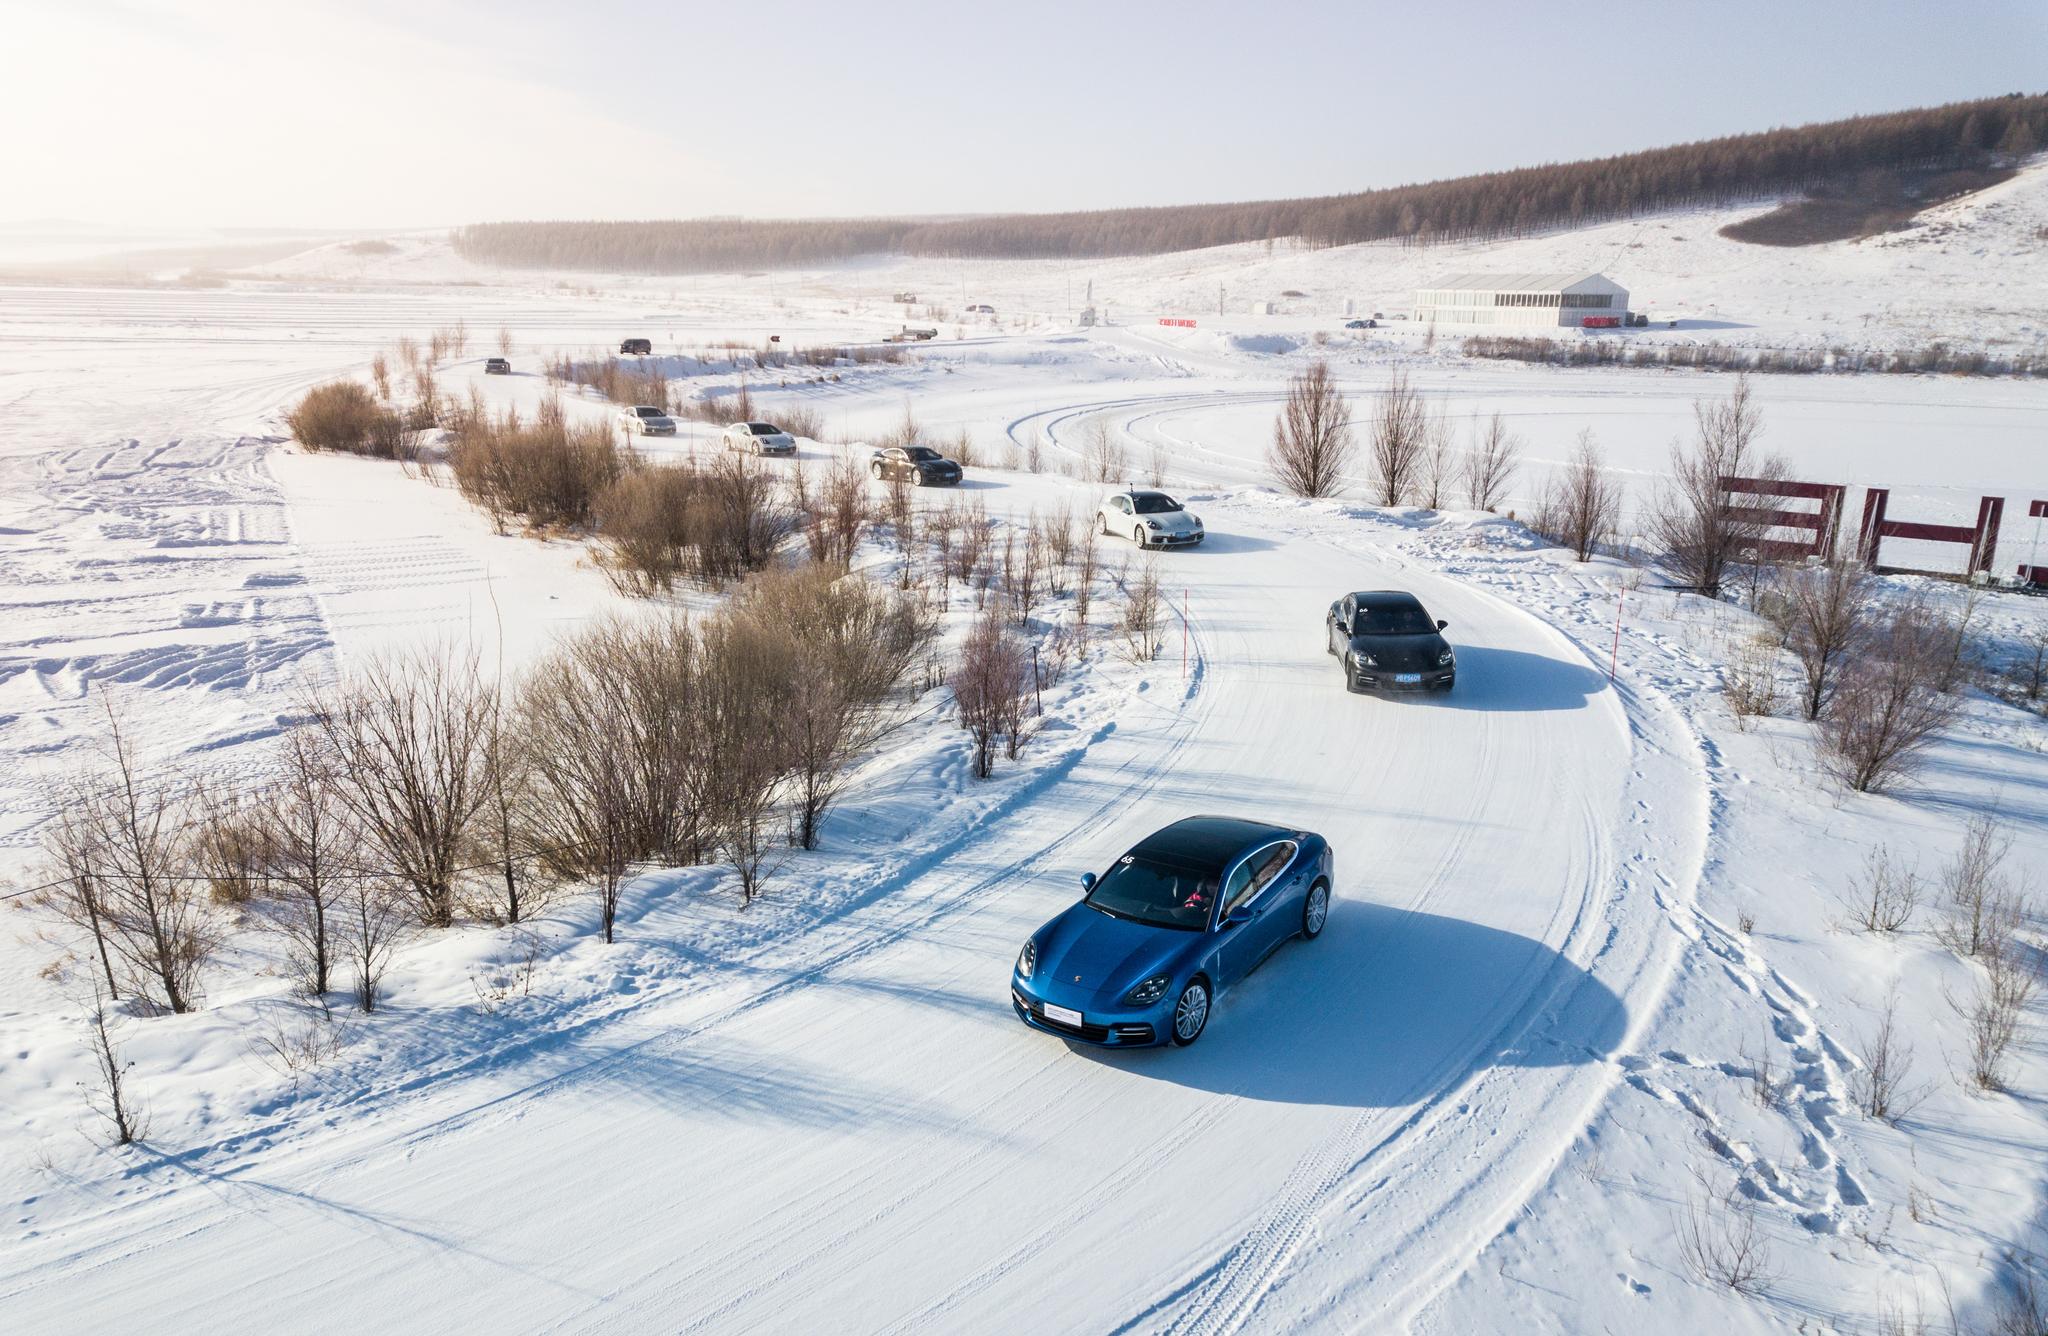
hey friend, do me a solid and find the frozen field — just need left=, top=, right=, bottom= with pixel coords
left=2, top=179, right=2046, bottom=1335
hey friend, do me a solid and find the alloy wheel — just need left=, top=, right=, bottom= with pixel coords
left=1172, top=980, right=1210, bottom=1044
left=1304, top=882, right=1329, bottom=937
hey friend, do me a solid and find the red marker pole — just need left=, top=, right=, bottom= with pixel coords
left=1609, top=585, right=1625, bottom=683
left=1181, top=590, right=1189, bottom=679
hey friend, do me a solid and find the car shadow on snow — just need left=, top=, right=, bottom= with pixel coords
left=1069, top=899, right=1626, bottom=1109
left=1386, top=644, right=1607, bottom=714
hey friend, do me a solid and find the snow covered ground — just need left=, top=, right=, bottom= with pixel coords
left=2, top=177, right=2045, bottom=1333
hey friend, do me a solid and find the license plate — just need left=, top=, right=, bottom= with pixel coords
left=1042, top=1002, right=1083, bottom=1027
left=1395, top=673, right=1422, bottom=684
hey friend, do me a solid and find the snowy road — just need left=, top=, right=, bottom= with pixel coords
left=0, top=484, right=1705, bottom=1332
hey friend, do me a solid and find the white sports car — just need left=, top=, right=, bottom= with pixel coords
left=1097, top=488, right=1204, bottom=547
left=722, top=421, right=797, bottom=456
left=618, top=405, right=676, bottom=437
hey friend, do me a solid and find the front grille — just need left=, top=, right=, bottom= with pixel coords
left=1014, top=990, right=1110, bottom=1041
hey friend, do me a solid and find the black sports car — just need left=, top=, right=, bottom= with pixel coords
left=869, top=445, right=962, bottom=486
left=1326, top=590, right=1455, bottom=693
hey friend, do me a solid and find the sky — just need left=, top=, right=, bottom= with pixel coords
left=2, top=0, right=2043, bottom=231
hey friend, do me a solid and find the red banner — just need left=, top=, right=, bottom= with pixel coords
left=1158, top=318, right=1197, bottom=328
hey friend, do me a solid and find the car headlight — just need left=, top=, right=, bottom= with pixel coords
left=1438, top=649, right=1455, bottom=667
left=1017, top=940, right=1036, bottom=980
left=1350, top=650, right=1376, bottom=667
left=1145, top=519, right=1162, bottom=530
left=1123, top=974, right=1171, bottom=1007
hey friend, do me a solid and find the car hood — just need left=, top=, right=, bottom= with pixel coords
left=1032, top=902, right=1195, bottom=1004
left=918, top=458, right=961, bottom=472
left=1347, top=631, right=1449, bottom=670
left=1138, top=510, right=1201, bottom=534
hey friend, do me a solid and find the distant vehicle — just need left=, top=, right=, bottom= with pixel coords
left=619, top=338, right=653, bottom=355
left=1629, top=312, right=1650, bottom=327
left=892, top=292, right=918, bottom=303
left=1345, top=318, right=1377, bottom=330
left=1011, top=815, right=1333, bottom=1048
left=1581, top=315, right=1622, bottom=330
left=617, top=404, right=676, bottom=437
left=1325, top=591, right=1455, bottom=693
left=883, top=326, right=940, bottom=343
left=965, top=303, right=996, bottom=315
left=1097, top=488, right=1204, bottom=548
left=1372, top=311, right=1383, bottom=319
left=484, top=357, right=511, bottom=374
left=869, top=444, right=962, bottom=486
left=723, top=421, right=797, bottom=456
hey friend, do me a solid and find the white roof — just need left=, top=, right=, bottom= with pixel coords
left=1425, top=271, right=1622, bottom=293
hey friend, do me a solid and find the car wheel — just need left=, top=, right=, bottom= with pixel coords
left=913, top=471, right=926, bottom=487
left=1097, top=514, right=1110, bottom=535
left=753, top=442, right=761, bottom=455
left=870, top=463, right=884, bottom=479
left=1302, top=880, right=1330, bottom=939
left=1132, top=526, right=1147, bottom=546
left=1171, top=978, right=1211, bottom=1046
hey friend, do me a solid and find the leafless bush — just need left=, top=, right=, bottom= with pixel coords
left=1268, top=360, right=1356, bottom=499
left=394, top=335, right=419, bottom=371
left=1462, top=412, right=1521, bottom=511
left=340, top=875, right=405, bottom=1012
left=1839, top=844, right=1922, bottom=934
left=448, top=397, right=629, bottom=531
left=952, top=498, right=993, bottom=586
left=79, top=982, right=146, bottom=1145
left=1415, top=400, right=1454, bottom=509
left=1675, top=1161, right=1776, bottom=1295
left=1934, top=816, right=2020, bottom=959
left=1042, top=505, right=1076, bottom=594
left=259, top=728, right=353, bottom=996
left=1985, top=1258, right=2048, bottom=1336
left=1365, top=369, right=1426, bottom=506
left=1997, top=622, right=2048, bottom=709
left=792, top=459, right=869, bottom=570
left=287, top=381, right=402, bottom=457
left=1773, top=560, right=1872, bottom=720
left=469, top=930, right=544, bottom=1015
left=1948, top=957, right=2036, bottom=1093
left=1535, top=429, right=1619, bottom=561
left=369, top=352, right=391, bottom=400
left=1118, top=556, right=1164, bottom=662
left=305, top=648, right=497, bottom=928
left=1145, top=440, right=1171, bottom=487
left=189, top=780, right=272, bottom=905
left=1086, top=416, right=1129, bottom=484
left=1723, top=631, right=1783, bottom=724
left=951, top=607, right=1033, bottom=779
left=1652, top=376, right=1788, bottom=594
left=35, top=804, right=124, bottom=1001
left=594, top=463, right=699, bottom=595
left=950, top=427, right=980, bottom=470
left=1073, top=524, right=1099, bottom=630
left=1012, top=523, right=1046, bottom=627
left=1851, top=991, right=1927, bottom=1123
left=1819, top=609, right=1961, bottom=793
left=1931, top=585, right=1984, bottom=695
left=497, top=324, right=514, bottom=358
left=470, top=710, right=548, bottom=927
left=247, top=1006, right=349, bottom=1088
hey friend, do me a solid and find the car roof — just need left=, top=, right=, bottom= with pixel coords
left=631, top=404, right=665, bottom=413
left=1129, top=815, right=1298, bottom=872
left=1349, top=590, right=1424, bottom=610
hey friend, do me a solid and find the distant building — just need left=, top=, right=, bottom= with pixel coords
left=1413, top=272, right=1629, bottom=328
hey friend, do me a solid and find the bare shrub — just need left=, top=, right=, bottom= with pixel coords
left=694, top=451, right=795, bottom=581
left=448, top=397, right=629, bottom=531
left=259, top=728, right=353, bottom=996
left=1948, top=958, right=2036, bottom=1093
left=1365, top=369, right=1426, bottom=506
left=471, top=710, right=547, bottom=927
left=1819, top=609, right=1961, bottom=793
left=1933, top=815, right=2020, bottom=959
left=35, top=804, right=124, bottom=1000
left=952, top=498, right=993, bottom=586
left=1723, top=631, right=1783, bottom=724
left=1145, top=440, right=1171, bottom=487
left=1268, top=360, right=1356, bottom=499
left=340, top=875, right=406, bottom=1012
left=1774, top=560, right=1872, bottom=720
left=698, top=609, right=793, bottom=904
left=1675, top=1161, right=1775, bottom=1295
left=497, top=324, right=514, bottom=358
left=1535, top=429, right=1619, bottom=561
left=189, top=780, right=272, bottom=905
left=1653, top=375, right=1788, bottom=594
left=1042, top=505, right=1076, bottom=594
left=306, top=648, right=497, bottom=928
left=1073, top=523, right=1099, bottom=630
left=1839, top=844, right=1922, bottom=934
left=287, top=381, right=399, bottom=457
left=1851, top=991, right=1926, bottom=1123
left=1118, top=556, right=1163, bottom=662
left=793, top=459, right=869, bottom=571
left=1086, top=416, right=1129, bottom=484
left=594, top=463, right=700, bottom=595
left=1462, top=412, right=1521, bottom=511
left=1415, top=400, right=1454, bottom=509
left=79, top=982, right=146, bottom=1145
left=950, top=427, right=980, bottom=470
left=247, top=1006, right=349, bottom=1089
left=369, top=352, right=391, bottom=401
left=951, top=607, right=1032, bottom=779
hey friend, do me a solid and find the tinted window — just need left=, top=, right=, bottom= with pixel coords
left=1133, top=493, right=1182, bottom=514
left=1354, top=606, right=1435, bottom=635
left=749, top=423, right=779, bottom=434
left=1086, top=856, right=1215, bottom=931
left=906, top=447, right=940, bottom=462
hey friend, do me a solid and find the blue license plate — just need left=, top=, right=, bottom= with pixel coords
left=1395, top=673, right=1422, bottom=684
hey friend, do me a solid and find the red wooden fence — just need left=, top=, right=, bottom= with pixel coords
left=1719, top=475, right=1846, bottom=561
left=1856, top=489, right=2003, bottom=576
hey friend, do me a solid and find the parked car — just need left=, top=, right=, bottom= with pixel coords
left=723, top=421, right=797, bottom=456
left=1097, top=488, right=1204, bottom=548
left=484, top=357, right=511, bottom=374
left=1344, top=318, right=1377, bottom=329
left=1012, top=815, right=1333, bottom=1047
left=965, top=303, right=996, bottom=315
left=1325, top=590, right=1455, bottom=693
left=869, top=444, right=961, bottom=486
left=883, top=326, right=939, bottom=343
left=619, top=337, right=653, bottom=355
left=617, top=404, right=676, bottom=437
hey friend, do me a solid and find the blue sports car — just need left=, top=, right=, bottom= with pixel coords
left=1011, top=815, right=1333, bottom=1047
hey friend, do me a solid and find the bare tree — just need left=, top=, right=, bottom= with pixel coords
left=1269, top=361, right=1356, bottom=499
left=472, top=708, right=544, bottom=926
left=1086, top=416, right=1128, bottom=484
left=1933, top=815, right=2019, bottom=959
left=1653, top=375, right=1787, bottom=594
left=260, top=728, right=352, bottom=996
left=1776, top=560, right=1871, bottom=720
left=1462, top=412, right=1521, bottom=511
left=1041, top=505, right=1076, bottom=595
left=35, top=802, right=123, bottom=1000
left=1415, top=400, right=1454, bottom=510
left=340, top=875, right=406, bottom=1012
left=1535, top=429, right=1619, bottom=561
left=1073, top=523, right=1100, bottom=631
left=1949, top=949, right=2038, bottom=1093
left=698, top=610, right=790, bottom=905
left=1365, top=369, right=1426, bottom=506
left=951, top=608, right=1031, bottom=779
left=1820, top=609, right=1962, bottom=793
left=1118, top=556, right=1164, bottom=662
left=307, top=649, right=496, bottom=928
left=78, top=981, right=146, bottom=1145
left=1851, top=991, right=1925, bottom=1124
left=369, top=352, right=391, bottom=401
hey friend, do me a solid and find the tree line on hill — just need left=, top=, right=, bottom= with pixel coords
left=453, top=94, right=2046, bottom=272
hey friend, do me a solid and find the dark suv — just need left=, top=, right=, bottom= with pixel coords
left=1326, top=591, right=1455, bottom=693
left=619, top=338, right=652, bottom=355
left=484, top=357, right=511, bottom=375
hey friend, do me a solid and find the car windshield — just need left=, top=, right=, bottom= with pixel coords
left=1132, top=493, right=1182, bottom=514
left=749, top=423, right=779, bottom=434
left=1354, top=605, right=1435, bottom=635
left=1086, top=855, right=1214, bottom=931
left=635, top=407, right=662, bottom=417
left=906, top=447, right=941, bottom=462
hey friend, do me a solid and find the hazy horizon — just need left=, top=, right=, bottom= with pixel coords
left=4, top=0, right=2043, bottom=231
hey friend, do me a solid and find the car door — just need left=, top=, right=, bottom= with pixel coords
left=1218, top=841, right=1301, bottom=979
left=1213, top=857, right=1262, bottom=983
left=1329, top=596, right=1352, bottom=653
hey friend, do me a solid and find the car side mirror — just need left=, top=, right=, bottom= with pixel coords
left=1080, top=871, right=1097, bottom=892
left=1222, top=905, right=1254, bottom=929
left=1436, top=619, right=1449, bottom=630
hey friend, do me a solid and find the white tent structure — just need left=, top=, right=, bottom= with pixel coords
left=1413, top=272, right=1629, bottom=328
